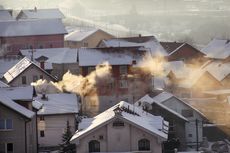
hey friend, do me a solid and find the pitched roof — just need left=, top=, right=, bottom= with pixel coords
left=0, top=86, right=33, bottom=101
left=135, top=94, right=188, bottom=121
left=100, top=36, right=168, bottom=56
left=150, top=91, right=204, bottom=117
left=0, top=94, right=34, bottom=119
left=201, top=38, right=230, bottom=59
left=35, top=93, right=79, bottom=115
left=160, top=42, right=185, bottom=54
left=3, top=57, right=56, bottom=83
left=0, top=10, right=13, bottom=20
left=78, top=47, right=144, bottom=66
left=17, top=8, right=65, bottom=19
left=71, top=101, right=168, bottom=142
left=20, top=48, right=77, bottom=69
left=0, top=19, right=67, bottom=37
left=65, top=28, right=113, bottom=42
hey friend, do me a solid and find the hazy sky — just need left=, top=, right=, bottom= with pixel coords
left=1, top=0, right=230, bottom=46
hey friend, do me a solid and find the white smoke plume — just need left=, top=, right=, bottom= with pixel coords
left=32, top=62, right=112, bottom=96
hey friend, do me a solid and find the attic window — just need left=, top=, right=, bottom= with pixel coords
left=113, top=119, right=124, bottom=127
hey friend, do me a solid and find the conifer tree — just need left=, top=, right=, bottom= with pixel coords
left=59, top=121, right=76, bottom=153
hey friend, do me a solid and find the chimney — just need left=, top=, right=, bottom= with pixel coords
left=132, top=60, right=137, bottom=65
left=34, top=6, right=37, bottom=12
left=40, top=61, right=44, bottom=70
left=41, top=93, right=48, bottom=101
left=139, top=34, right=142, bottom=37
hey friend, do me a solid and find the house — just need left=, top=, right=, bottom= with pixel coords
left=160, top=42, right=206, bottom=66
left=70, top=101, right=168, bottom=153
left=34, top=93, right=79, bottom=151
left=0, top=10, right=14, bottom=21
left=0, top=19, right=67, bottom=55
left=65, top=28, right=114, bottom=48
left=20, top=48, right=79, bottom=78
left=135, top=91, right=205, bottom=151
left=78, top=47, right=152, bottom=116
left=16, top=8, right=65, bottom=20
left=135, top=94, right=188, bottom=151
left=2, top=57, right=57, bottom=87
left=98, top=35, right=168, bottom=57
left=201, top=38, right=230, bottom=60
left=0, top=86, right=39, bottom=153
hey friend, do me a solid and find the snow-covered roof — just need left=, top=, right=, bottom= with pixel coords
left=20, top=48, right=78, bottom=69
left=101, top=36, right=168, bottom=57
left=179, top=59, right=229, bottom=88
left=35, top=93, right=79, bottom=115
left=78, top=48, right=140, bottom=66
left=65, top=28, right=112, bottom=42
left=0, top=94, right=34, bottom=119
left=46, top=49, right=78, bottom=64
left=151, top=92, right=204, bottom=117
left=0, top=86, right=33, bottom=100
left=0, top=19, right=67, bottom=37
left=71, top=101, right=168, bottom=142
left=204, top=60, right=230, bottom=81
left=135, top=94, right=188, bottom=121
left=17, top=8, right=65, bottom=19
left=0, top=80, right=9, bottom=87
left=3, top=57, right=56, bottom=83
left=0, top=10, right=14, bottom=21
left=0, top=57, right=22, bottom=78
left=201, top=38, right=230, bottom=59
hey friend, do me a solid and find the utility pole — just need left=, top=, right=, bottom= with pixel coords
left=196, top=119, right=199, bottom=151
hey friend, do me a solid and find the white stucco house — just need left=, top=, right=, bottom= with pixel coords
left=70, top=101, right=168, bottom=153
left=34, top=93, right=79, bottom=151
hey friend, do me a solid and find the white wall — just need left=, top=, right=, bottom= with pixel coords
left=74, top=117, right=163, bottom=153
left=38, top=114, right=76, bottom=147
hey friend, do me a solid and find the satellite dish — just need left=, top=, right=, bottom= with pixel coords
left=142, top=101, right=152, bottom=111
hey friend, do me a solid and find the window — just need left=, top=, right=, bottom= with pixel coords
left=113, top=119, right=124, bottom=127
left=119, top=66, right=128, bottom=75
left=7, top=143, right=13, bottom=153
left=6, top=119, right=13, bottom=129
left=40, top=75, right=43, bottom=79
left=50, top=44, right=53, bottom=48
left=0, top=119, right=13, bottom=130
left=188, top=134, right=193, bottom=137
left=138, top=139, right=150, bottom=151
left=181, top=109, right=193, bottom=117
left=119, top=80, right=128, bottom=88
left=89, top=140, right=100, bottom=152
left=0, top=143, right=4, bottom=153
left=40, top=116, right=44, bottom=121
left=33, top=75, right=38, bottom=82
left=88, top=67, right=95, bottom=74
left=40, top=130, right=45, bottom=137
left=22, top=76, right=27, bottom=85
left=83, top=42, right=88, bottom=47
